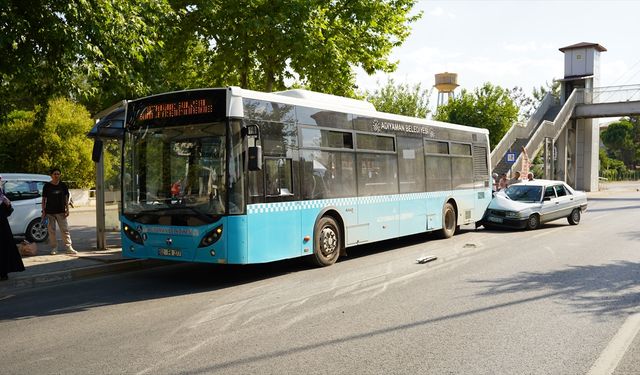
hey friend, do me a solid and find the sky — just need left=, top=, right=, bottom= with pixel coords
left=355, top=0, right=640, bottom=116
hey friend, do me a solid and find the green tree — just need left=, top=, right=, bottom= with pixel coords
left=600, top=118, right=639, bottom=168
left=507, top=86, right=535, bottom=121
left=40, top=98, right=96, bottom=187
left=0, top=110, right=38, bottom=171
left=532, top=80, right=561, bottom=102
left=434, top=83, right=519, bottom=147
left=174, top=0, right=421, bottom=96
left=0, top=0, right=175, bottom=116
left=0, top=98, right=98, bottom=188
left=364, top=78, right=431, bottom=117
left=508, top=80, right=560, bottom=122
left=599, top=148, right=628, bottom=180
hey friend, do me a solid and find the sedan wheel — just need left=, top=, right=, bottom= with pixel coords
left=568, top=208, right=581, bottom=225
left=526, top=214, right=540, bottom=230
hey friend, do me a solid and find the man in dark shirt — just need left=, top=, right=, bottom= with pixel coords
left=41, top=168, right=76, bottom=255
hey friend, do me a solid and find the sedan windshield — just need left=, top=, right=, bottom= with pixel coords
left=504, top=185, right=542, bottom=203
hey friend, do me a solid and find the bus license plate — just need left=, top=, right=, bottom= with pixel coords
left=488, top=217, right=503, bottom=223
left=158, top=248, right=182, bottom=257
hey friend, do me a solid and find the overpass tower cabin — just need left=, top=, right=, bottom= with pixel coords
left=435, top=72, right=459, bottom=107
left=557, top=42, right=606, bottom=191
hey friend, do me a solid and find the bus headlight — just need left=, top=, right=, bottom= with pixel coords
left=123, top=224, right=144, bottom=244
left=199, top=225, right=223, bottom=248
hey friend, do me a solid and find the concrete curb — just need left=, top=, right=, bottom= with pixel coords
left=0, top=259, right=170, bottom=294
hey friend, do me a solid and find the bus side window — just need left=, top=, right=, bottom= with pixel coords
left=248, top=170, right=264, bottom=200
left=265, top=158, right=294, bottom=197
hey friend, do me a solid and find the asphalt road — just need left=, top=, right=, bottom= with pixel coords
left=1, top=189, right=639, bottom=374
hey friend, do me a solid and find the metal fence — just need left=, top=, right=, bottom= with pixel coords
left=599, top=170, right=640, bottom=181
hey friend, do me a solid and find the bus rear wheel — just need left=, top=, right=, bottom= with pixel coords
left=439, top=202, right=456, bottom=239
left=311, top=216, right=341, bottom=267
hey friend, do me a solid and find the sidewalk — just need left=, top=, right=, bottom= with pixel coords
left=0, top=206, right=168, bottom=295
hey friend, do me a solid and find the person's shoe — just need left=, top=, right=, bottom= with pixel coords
left=65, top=248, right=78, bottom=255
left=50, top=249, right=58, bottom=255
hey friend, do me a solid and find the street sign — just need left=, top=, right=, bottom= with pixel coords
left=506, top=152, right=516, bottom=164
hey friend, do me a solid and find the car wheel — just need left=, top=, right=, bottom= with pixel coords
left=439, top=202, right=457, bottom=239
left=526, top=214, right=540, bottom=230
left=310, top=216, right=341, bottom=267
left=26, top=218, right=48, bottom=242
left=568, top=208, right=581, bottom=225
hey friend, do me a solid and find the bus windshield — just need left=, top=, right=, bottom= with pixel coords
left=123, top=122, right=228, bottom=223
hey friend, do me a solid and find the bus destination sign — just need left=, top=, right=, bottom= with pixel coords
left=137, top=99, right=214, bottom=121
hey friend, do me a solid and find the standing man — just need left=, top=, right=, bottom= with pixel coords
left=507, top=171, right=522, bottom=186
left=41, top=168, right=76, bottom=255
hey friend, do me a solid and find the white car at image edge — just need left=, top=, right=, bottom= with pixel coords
left=480, top=179, right=588, bottom=230
left=1, top=173, right=51, bottom=242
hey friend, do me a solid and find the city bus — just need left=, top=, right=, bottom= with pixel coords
left=114, top=87, right=491, bottom=266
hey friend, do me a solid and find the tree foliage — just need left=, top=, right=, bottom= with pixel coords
left=364, top=78, right=431, bottom=117
left=0, top=0, right=176, bottom=117
left=532, top=80, right=561, bottom=102
left=507, top=80, right=561, bottom=122
left=600, top=117, right=640, bottom=168
left=434, top=83, right=519, bottom=147
left=174, top=0, right=421, bottom=96
left=0, top=98, right=100, bottom=188
left=599, top=148, right=628, bottom=178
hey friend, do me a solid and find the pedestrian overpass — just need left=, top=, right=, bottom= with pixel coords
left=491, top=42, right=640, bottom=192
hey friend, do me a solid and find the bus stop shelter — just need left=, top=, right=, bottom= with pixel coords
left=88, top=102, right=125, bottom=250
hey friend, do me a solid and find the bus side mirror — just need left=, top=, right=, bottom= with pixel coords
left=244, top=124, right=262, bottom=171
left=92, top=139, right=103, bottom=163
left=248, top=145, right=262, bottom=171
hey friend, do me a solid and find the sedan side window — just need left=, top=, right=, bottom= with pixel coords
left=554, top=184, right=568, bottom=197
left=543, top=186, right=556, bottom=200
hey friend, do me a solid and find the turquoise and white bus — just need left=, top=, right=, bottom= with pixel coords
left=118, top=87, right=491, bottom=266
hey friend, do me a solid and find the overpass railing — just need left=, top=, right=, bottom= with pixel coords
left=576, top=84, right=640, bottom=104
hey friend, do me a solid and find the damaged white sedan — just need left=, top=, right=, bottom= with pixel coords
left=480, top=179, right=588, bottom=230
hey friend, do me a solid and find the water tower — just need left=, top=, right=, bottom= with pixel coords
left=435, top=72, right=459, bottom=106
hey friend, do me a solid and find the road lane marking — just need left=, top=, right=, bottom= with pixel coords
left=587, top=312, right=640, bottom=375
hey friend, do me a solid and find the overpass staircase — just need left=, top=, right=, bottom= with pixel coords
left=491, top=85, right=640, bottom=178
left=490, top=92, right=573, bottom=177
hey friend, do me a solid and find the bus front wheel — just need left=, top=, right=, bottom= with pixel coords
left=311, top=216, right=341, bottom=267
left=439, top=202, right=457, bottom=239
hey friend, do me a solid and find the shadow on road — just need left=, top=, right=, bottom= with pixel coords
left=0, top=230, right=449, bottom=320
left=470, top=261, right=640, bottom=318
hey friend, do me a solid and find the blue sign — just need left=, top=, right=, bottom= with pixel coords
left=506, top=152, right=516, bottom=164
